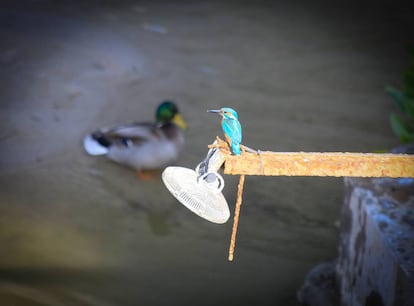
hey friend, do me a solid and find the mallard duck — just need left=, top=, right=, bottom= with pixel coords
left=83, top=101, right=188, bottom=176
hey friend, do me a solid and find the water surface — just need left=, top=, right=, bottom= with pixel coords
left=0, top=1, right=411, bottom=305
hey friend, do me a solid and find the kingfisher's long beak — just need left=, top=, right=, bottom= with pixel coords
left=207, top=109, right=222, bottom=115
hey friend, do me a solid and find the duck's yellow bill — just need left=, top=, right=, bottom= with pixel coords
left=173, top=114, right=188, bottom=129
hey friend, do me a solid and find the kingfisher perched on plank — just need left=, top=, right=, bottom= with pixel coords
left=207, top=107, right=242, bottom=155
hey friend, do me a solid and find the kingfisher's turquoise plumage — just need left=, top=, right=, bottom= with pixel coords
left=207, top=107, right=242, bottom=155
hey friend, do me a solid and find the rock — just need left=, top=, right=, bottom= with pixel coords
left=297, top=261, right=339, bottom=306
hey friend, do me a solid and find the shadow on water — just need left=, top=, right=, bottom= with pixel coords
left=0, top=268, right=119, bottom=306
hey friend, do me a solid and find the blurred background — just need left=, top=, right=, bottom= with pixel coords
left=0, top=0, right=413, bottom=305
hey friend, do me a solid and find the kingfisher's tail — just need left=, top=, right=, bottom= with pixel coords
left=230, top=142, right=241, bottom=155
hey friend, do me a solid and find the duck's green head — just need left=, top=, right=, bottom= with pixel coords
left=156, top=101, right=188, bottom=129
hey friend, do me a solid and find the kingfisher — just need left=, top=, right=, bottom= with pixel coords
left=207, top=107, right=242, bottom=155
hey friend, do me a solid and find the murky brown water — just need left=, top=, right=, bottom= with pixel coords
left=0, top=1, right=412, bottom=305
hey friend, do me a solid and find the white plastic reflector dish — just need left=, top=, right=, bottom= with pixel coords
left=162, top=166, right=230, bottom=224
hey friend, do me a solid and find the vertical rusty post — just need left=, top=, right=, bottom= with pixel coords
left=228, top=175, right=246, bottom=261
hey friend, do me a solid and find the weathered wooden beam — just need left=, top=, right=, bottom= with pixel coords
left=210, top=138, right=414, bottom=178
left=224, top=151, right=414, bottom=177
